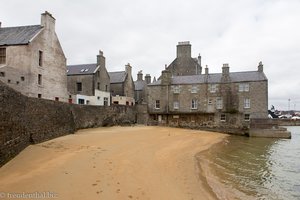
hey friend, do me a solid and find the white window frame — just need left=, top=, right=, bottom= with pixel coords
left=155, top=100, right=160, bottom=109
left=239, top=83, right=250, bottom=92
left=174, top=85, right=180, bottom=94
left=191, top=99, right=198, bottom=109
left=216, top=97, right=223, bottom=109
left=244, top=98, right=251, bottom=108
left=191, top=85, right=197, bottom=93
left=220, top=114, right=226, bottom=122
left=210, top=84, right=217, bottom=93
left=173, top=101, right=179, bottom=110
left=244, top=114, right=250, bottom=121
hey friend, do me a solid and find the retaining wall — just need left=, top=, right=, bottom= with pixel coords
left=0, top=81, right=136, bottom=167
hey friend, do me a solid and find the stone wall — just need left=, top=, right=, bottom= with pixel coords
left=0, top=81, right=136, bottom=167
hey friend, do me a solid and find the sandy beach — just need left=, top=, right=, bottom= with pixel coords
left=0, top=126, right=226, bottom=200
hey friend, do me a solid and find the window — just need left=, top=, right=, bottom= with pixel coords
left=55, top=97, right=59, bottom=101
left=210, top=84, right=217, bottom=93
left=220, top=114, right=226, bottom=121
left=174, top=86, right=180, bottom=94
left=191, top=99, right=198, bottom=109
left=244, top=98, right=251, bottom=108
left=191, top=85, right=197, bottom=93
left=244, top=114, right=250, bottom=121
left=105, top=85, right=108, bottom=92
left=38, top=74, right=42, bottom=85
left=155, top=100, right=160, bottom=109
left=174, top=101, right=179, bottom=109
left=239, top=83, right=250, bottom=92
left=21, top=76, right=25, bottom=81
left=104, top=97, right=108, bottom=106
left=0, top=48, right=6, bottom=64
left=97, top=96, right=100, bottom=100
left=208, top=98, right=213, bottom=105
left=86, top=100, right=90, bottom=105
left=7, top=79, right=11, bottom=83
left=97, top=82, right=100, bottom=90
left=216, top=97, right=223, bottom=109
left=0, top=72, right=5, bottom=77
left=77, top=82, right=82, bottom=92
left=38, top=51, right=43, bottom=67
left=38, top=94, right=42, bottom=98
left=78, top=98, right=85, bottom=104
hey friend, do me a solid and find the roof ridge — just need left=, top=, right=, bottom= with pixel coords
left=67, top=63, right=97, bottom=67
left=0, top=24, right=41, bottom=29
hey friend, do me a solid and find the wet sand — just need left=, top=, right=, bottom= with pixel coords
left=0, top=126, right=226, bottom=200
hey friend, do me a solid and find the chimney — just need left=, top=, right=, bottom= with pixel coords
left=161, top=69, right=171, bottom=85
left=198, top=54, right=201, bottom=66
left=205, top=65, right=209, bottom=75
left=258, top=61, right=263, bottom=72
left=222, top=63, right=230, bottom=75
left=41, top=11, right=55, bottom=31
left=177, top=41, right=191, bottom=58
left=125, top=63, right=132, bottom=78
left=137, top=70, right=143, bottom=81
left=145, top=74, right=151, bottom=84
left=97, top=50, right=105, bottom=68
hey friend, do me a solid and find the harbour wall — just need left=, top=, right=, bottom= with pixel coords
left=0, top=81, right=136, bottom=167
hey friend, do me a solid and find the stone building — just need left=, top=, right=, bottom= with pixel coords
left=134, top=70, right=151, bottom=104
left=0, top=11, right=68, bottom=101
left=67, top=51, right=110, bottom=106
left=147, top=62, right=268, bottom=131
left=165, top=41, right=202, bottom=76
left=109, top=64, right=135, bottom=106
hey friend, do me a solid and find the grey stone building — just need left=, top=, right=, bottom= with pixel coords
left=109, top=64, right=135, bottom=106
left=147, top=61, right=268, bottom=130
left=0, top=11, right=68, bottom=101
left=67, top=51, right=110, bottom=105
left=134, top=70, right=151, bottom=104
left=165, top=41, right=202, bottom=76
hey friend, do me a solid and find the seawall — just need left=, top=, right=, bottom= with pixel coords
left=0, top=81, right=136, bottom=167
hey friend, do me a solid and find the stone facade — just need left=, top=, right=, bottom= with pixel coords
left=67, top=51, right=110, bottom=105
left=165, top=41, right=202, bottom=76
left=0, top=11, right=68, bottom=102
left=147, top=61, right=268, bottom=132
left=109, top=64, right=135, bottom=105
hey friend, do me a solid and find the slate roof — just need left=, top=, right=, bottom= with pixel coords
left=0, top=25, right=43, bottom=46
left=108, top=71, right=127, bottom=83
left=134, top=80, right=147, bottom=91
left=67, top=63, right=99, bottom=75
left=149, top=71, right=267, bottom=86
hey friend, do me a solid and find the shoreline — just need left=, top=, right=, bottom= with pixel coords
left=0, top=126, right=227, bottom=200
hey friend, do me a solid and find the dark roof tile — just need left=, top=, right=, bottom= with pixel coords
left=108, top=71, right=127, bottom=83
left=67, top=63, right=99, bottom=75
left=149, top=71, right=267, bottom=86
left=0, top=25, right=43, bottom=46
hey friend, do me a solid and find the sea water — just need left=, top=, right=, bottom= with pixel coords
left=199, top=126, right=300, bottom=200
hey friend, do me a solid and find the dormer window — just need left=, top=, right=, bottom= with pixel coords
left=0, top=48, right=6, bottom=64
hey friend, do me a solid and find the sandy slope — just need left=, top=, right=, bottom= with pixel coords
left=0, top=126, right=226, bottom=200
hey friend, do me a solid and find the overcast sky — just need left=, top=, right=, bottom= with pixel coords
left=1, top=0, right=299, bottom=110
